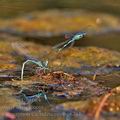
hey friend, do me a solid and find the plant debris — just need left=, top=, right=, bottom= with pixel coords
left=0, top=38, right=119, bottom=120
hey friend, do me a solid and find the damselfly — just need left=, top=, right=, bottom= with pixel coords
left=21, top=59, right=49, bottom=80
left=53, top=31, right=86, bottom=51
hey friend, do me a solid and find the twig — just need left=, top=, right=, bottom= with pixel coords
left=94, top=92, right=112, bottom=120
left=93, top=74, right=97, bottom=80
